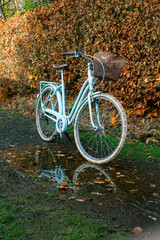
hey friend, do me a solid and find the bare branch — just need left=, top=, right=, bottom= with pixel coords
left=0, top=0, right=11, bottom=7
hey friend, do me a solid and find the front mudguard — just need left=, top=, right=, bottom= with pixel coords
left=78, top=91, right=103, bottom=110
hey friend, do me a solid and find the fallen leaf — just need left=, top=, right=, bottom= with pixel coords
left=127, top=109, right=133, bottom=116
left=31, top=161, right=38, bottom=165
left=50, top=178, right=55, bottom=181
left=57, top=186, right=68, bottom=190
left=144, top=78, right=148, bottom=83
left=105, top=178, right=110, bottom=182
left=151, top=138, right=159, bottom=143
left=111, top=116, right=116, bottom=125
left=59, top=194, right=66, bottom=199
left=104, top=7, right=109, bottom=14
left=136, top=109, right=141, bottom=116
left=76, top=198, right=85, bottom=202
left=153, top=193, right=159, bottom=197
left=146, top=112, right=152, bottom=118
left=148, top=216, right=157, bottom=221
left=93, top=179, right=105, bottom=184
left=132, top=226, right=143, bottom=235
left=61, top=180, right=70, bottom=186
left=150, top=184, right=156, bottom=187
left=152, top=109, right=158, bottom=117
left=69, top=196, right=75, bottom=200
left=18, top=164, right=23, bottom=168
left=106, top=183, right=115, bottom=187
left=56, top=154, right=65, bottom=157
left=91, top=192, right=103, bottom=196
left=146, top=138, right=150, bottom=144
left=93, top=200, right=102, bottom=205
left=129, top=189, right=139, bottom=193
left=106, top=188, right=113, bottom=192
left=156, top=73, right=160, bottom=80
left=49, top=176, right=53, bottom=179
left=116, top=174, right=125, bottom=178
left=116, top=198, right=123, bottom=202
left=125, top=181, right=135, bottom=184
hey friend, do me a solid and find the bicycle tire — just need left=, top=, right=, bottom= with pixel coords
left=74, top=93, right=127, bottom=164
left=36, top=86, right=61, bottom=141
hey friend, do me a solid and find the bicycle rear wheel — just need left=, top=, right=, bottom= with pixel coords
left=74, top=93, right=127, bottom=164
left=36, top=86, right=61, bottom=141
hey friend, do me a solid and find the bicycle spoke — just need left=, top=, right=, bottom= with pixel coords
left=81, top=132, right=97, bottom=152
left=36, top=86, right=59, bottom=141
left=103, top=131, right=120, bottom=145
left=103, top=132, right=118, bottom=149
left=101, top=135, right=113, bottom=155
left=100, top=134, right=107, bottom=158
left=74, top=94, right=127, bottom=163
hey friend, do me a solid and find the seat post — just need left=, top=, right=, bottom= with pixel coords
left=59, top=68, right=66, bottom=116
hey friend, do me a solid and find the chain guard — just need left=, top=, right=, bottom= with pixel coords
left=56, top=115, right=68, bottom=134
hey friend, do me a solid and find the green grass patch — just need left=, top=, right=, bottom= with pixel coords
left=0, top=193, right=130, bottom=240
left=121, top=136, right=160, bottom=164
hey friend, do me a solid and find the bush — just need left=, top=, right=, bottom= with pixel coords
left=0, top=0, right=159, bottom=117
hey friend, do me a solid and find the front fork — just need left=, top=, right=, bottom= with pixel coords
left=88, top=77, right=104, bottom=131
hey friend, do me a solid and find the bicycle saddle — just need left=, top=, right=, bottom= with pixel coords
left=52, top=64, right=68, bottom=70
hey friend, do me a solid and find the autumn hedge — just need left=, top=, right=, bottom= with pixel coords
left=0, top=0, right=159, bottom=117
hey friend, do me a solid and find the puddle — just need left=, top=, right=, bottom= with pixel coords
left=2, top=142, right=160, bottom=222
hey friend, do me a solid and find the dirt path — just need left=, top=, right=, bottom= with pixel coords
left=0, top=109, right=160, bottom=239
left=0, top=110, right=44, bottom=149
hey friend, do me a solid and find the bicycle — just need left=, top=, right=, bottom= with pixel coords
left=36, top=51, right=127, bottom=164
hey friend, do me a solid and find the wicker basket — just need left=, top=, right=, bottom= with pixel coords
left=93, top=52, right=126, bottom=82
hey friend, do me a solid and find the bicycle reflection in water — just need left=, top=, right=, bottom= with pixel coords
left=9, top=146, right=160, bottom=220
left=35, top=148, right=116, bottom=198
left=35, top=149, right=71, bottom=189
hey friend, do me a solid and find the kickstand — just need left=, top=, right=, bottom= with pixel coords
left=64, top=132, right=72, bottom=142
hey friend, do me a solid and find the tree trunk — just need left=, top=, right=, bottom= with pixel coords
left=0, top=6, right=6, bottom=19
left=0, top=0, right=11, bottom=19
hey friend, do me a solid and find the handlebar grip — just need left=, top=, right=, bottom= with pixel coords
left=61, top=51, right=75, bottom=56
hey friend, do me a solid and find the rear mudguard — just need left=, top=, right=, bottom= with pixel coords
left=36, top=83, right=62, bottom=113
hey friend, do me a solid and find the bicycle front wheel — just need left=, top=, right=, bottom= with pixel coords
left=74, top=93, right=127, bottom=164
left=36, top=86, right=61, bottom=142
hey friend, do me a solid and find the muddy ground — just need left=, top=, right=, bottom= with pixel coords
left=0, top=109, right=160, bottom=239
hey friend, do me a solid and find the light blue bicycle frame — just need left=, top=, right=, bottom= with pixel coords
left=38, top=62, right=102, bottom=134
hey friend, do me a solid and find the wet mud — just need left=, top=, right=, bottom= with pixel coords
left=0, top=109, right=160, bottom=239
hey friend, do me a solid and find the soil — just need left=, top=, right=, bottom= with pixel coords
left=0, top=108, right=160, bottom=240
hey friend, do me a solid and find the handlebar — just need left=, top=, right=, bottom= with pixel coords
left=62, top=51, right=77, bottom=56
left=62, top=51, right=92, bottom=63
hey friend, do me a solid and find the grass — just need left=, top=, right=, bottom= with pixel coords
left=121, top=136, right=160, bottom=164
left=0, top=190, right=130, bottom=240
left=66, top=125, right=160, bottom=164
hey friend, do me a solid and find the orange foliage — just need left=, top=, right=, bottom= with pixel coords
left=0, top=0, right=159, bottom=117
